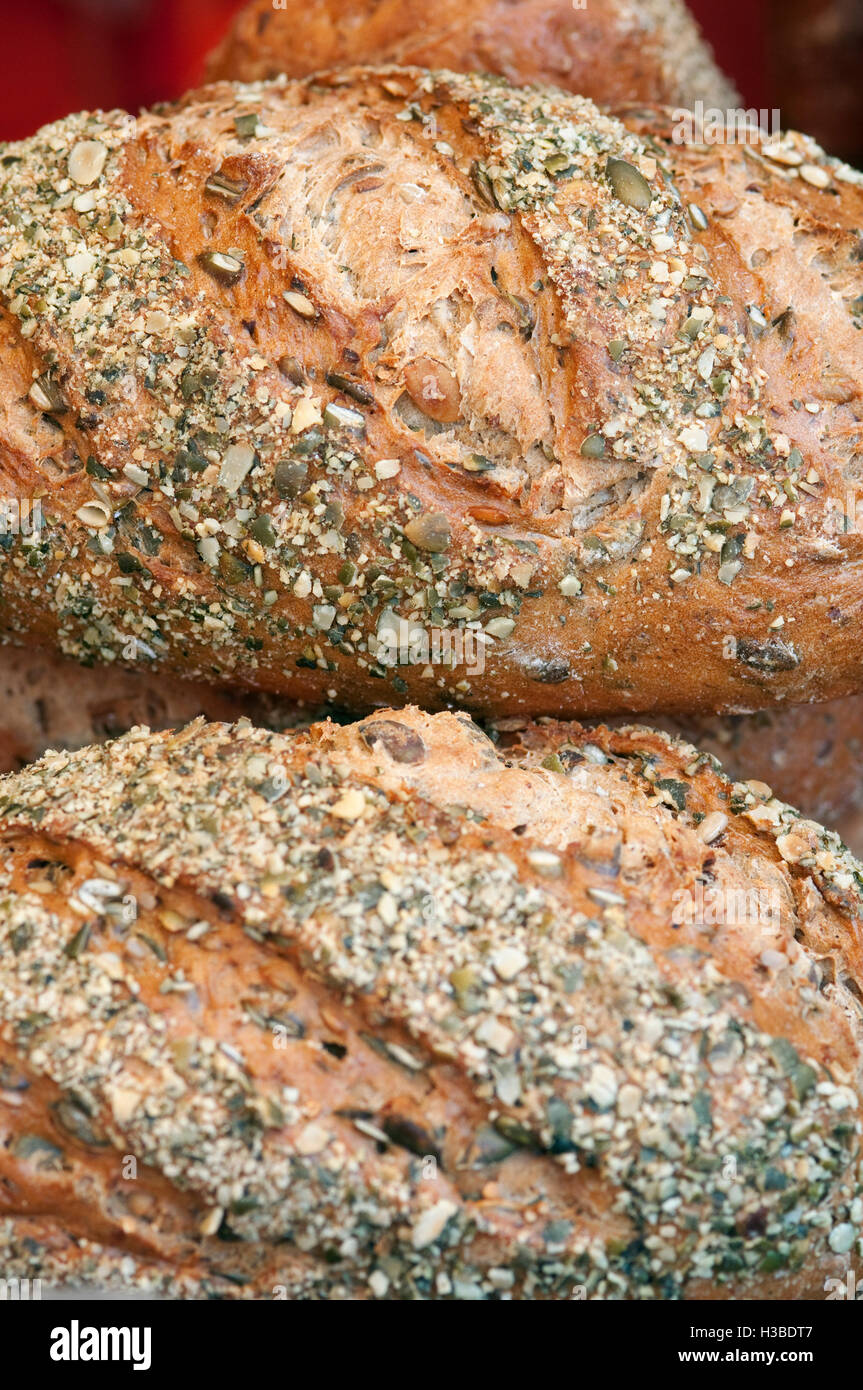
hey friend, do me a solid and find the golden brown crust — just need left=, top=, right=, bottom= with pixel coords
left=0, top=707, right=862, bottom=1299
left=205, top=0, right=738, bottom=110
left=0, top=69, right=862, bottom=720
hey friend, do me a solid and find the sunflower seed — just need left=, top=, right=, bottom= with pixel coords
left=283, top=289, right=317, bottom=319
left=29, top=372, right=67, bottom=414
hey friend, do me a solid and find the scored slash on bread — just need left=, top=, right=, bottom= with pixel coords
left=0, top=706, right=860, bottom=1298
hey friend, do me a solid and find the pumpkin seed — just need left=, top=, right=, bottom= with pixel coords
left=53, top=1097, right=108, bottom=1148
left=233, top=113, right=259, bottom=137
left=404, top=512, right=451, bottom=553
left=12, top=1133, right=63, bottom=1166
left=469, top=160, right=497, bottom=208
left=197, top=250, right=245, bottom=286
left=65, top=923, right=91, bottom=959
left=606, top=157, right=652, bottom=210
left=249, top=514, right=276, bottom=548
left=544, top=152, right=573, bottom=176
left=204, top=170, right=249, bottom=203
left=274, top=459, right=308, bottom=498
left=688, top=203, right=709, bottom=231
left=580, top=433, right=605, bottom=458
left=493, top=1115, right=535, bottom=1149
left=219, top=551, right=251, bottom=585
left=503, top=293, right=535, bottom=336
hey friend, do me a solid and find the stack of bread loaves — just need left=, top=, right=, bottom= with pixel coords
left=0, top=0, right=862, bottom=1300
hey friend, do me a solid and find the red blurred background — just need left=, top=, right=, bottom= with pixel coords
left=0, top=0, right=858, bottom=164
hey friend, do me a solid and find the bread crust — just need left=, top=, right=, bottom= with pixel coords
left=205, top=0, right=738, bottom=111
left=615, top=699, right=863, bottom=834
left=0, top=707, right=861, bottom=1299
left=0, top=69, right=862, bottom=719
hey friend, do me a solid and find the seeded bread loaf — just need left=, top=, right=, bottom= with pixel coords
left=2, top=641, right=863, bottom=848
left=0, top=706, right=862, bottom=1300
left=1, top=68, right=862, bottom=720
left=206, top=0, right=737, bottom=112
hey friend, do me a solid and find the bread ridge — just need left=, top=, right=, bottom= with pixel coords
left=0, top=707, right=861, bottom=1299
left=0, top=68, right=862, bottom=718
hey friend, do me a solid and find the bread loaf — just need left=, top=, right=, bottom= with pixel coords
left=0, top=68, right=862, bottom=720
left=0, top=707, right=861, bottom=1299
left=2, top=641, right=862, bottom=846
left=206, top=0, right=738, bottom=111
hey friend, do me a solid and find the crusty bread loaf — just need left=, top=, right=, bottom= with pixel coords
left=0, top=707, right=861, bottom=1299
left=768, top=0, right=863, bottom=167
left=205, top=0, right=738, bottom=111
left=2, top=641, right=863, bottom=847
left=1, top=68, right=862, bottom=720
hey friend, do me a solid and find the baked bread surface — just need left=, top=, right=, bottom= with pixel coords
left=205, top=0, right=738, bottom=110
left=0, top=69, right=862, bottom=718
left=0, top=707, right=861, bottom=1299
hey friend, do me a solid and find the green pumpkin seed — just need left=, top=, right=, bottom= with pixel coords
left=219, top=551, right=251, bottom=585
left=404, top=512, right=451, bottom=553
left=204, top=170, right=249, bottom=203
left=470, top=160, right=497, bottom=208
left=249, top=515, right=276, bottom=548
left=274, top=459, right=308, bottom=497
left=606, top=157, right=652, bottom=210
left=580, top=433, right=606, bottom=458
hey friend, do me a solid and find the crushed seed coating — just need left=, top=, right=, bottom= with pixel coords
left=0, top=708, right=861, bottom=1298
